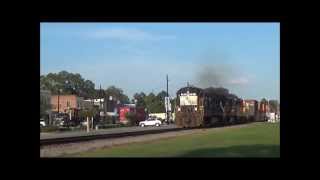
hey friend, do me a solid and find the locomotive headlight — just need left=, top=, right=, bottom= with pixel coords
left=194, top=107, right=197, bottom=111
left=178, top=107, right=181, bottom=111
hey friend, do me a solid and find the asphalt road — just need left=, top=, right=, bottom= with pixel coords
left=40, top=124, right=177, bottom=140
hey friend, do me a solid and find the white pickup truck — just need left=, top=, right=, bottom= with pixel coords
left=139, top=118, right=162, bottom=127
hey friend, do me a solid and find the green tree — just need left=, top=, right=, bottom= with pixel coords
left=104, top=86, right=130, bottom=104
left=155, top=91, right=167, bottom=113
left=40, top=98, right=51, bottom=118
left=133, top=91, right=168, bottom=113
left=269, top=100, right=279, bottom=113
left=143, top=93, right=155, bottom=112
left=40, top=71, right=96, bottom=98
left=157, top=91, right=167, bottom=100
left=125, top=112, right=138, bottom=126
left=40, top=90, right=51, bottom=119
left=78, top=106, right=98, bottom=120
left=170, top=97, right=176, bottom=112
left=133, top=92, right=146, bottom=108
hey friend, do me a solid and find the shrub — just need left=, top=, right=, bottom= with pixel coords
left=125, top=112, right=138, bottom=126
left=40, top=125, right=72, bottom=132
left=40, top=125, right=60, bottom=132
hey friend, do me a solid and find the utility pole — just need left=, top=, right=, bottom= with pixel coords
left=57, top=89, right=62, bottom=114
left=166, top=74, right=169, bottom=125
left=57, top=91, right=60, bottom=113
left=99, top=84, right=102, bottom=112
left=104, top=93, right=107, bottom=124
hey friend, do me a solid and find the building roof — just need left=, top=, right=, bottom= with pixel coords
left=51, top=94, right=77, bottom=97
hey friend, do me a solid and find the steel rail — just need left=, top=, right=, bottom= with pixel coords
left=40, top=127, right=185, bottom=146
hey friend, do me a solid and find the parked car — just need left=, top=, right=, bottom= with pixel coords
left=139, top=118, right=162, bottom=127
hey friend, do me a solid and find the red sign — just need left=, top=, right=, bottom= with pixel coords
left=119, top=107, right=130, bottom=121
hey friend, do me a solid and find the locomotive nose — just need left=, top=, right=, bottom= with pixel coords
left=184, top=107, right=193, bottom=127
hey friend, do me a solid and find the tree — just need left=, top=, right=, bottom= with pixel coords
left=40, top=71, right=97, bottom=98
left=125, top=112, right=138, bottom=126
left=131, top=91, right=168, bottom=113
left=155, top=91, right=167, bottom=113
left=133, top=92, right=146, bottom=108
left=78, top=106, right=99, bottom=121
left=170, top=97, right=176, bottom=112
left=40, top=98, right=51, bottom=118
left=261, top=98, right=268, bottom=103
left=269, top=100, right=279, bottom=113
left=104, top=86, right=130, bottom=104
left=157, top=90, right=167, bottom=100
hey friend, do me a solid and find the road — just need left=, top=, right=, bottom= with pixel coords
left=40, top=124, right=177, bottom=140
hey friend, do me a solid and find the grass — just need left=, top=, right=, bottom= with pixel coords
left=69, top=122, right=280, bottom=157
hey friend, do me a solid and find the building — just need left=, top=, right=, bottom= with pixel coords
left=51, top=95, right=93, bottom=121
left=40, top=90, right=52, bottom=123
left=243, top=100, right=258, bottom=113
left=41, top=90, right=51, bottom=111
left=257, top=99, right=270, bottom=121
left=84, top=98, right=104, bottom=109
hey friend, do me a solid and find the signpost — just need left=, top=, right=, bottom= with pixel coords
left=86, top=116, right=90, bottom=132
left=166, top=74, right=170, bottom=124
left=165, top=97, right=172, bottom=123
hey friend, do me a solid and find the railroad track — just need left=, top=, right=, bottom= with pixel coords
left=40, top=122, right=254, bottom=146
left=40, top=127, right=185, bottom=146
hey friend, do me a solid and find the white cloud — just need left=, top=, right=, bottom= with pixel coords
left=88, top=27, right=176, bottom=41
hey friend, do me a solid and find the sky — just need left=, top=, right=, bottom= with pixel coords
left=40, top=23, right=280, bottom=101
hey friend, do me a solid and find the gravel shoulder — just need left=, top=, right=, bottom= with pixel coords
left=40, top=123, right=253, bottom=157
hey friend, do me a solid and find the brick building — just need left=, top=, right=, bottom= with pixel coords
left=51, top=95, right=92, bottom=113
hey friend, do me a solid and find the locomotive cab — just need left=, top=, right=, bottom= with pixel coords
left=175, top=87, right=204, bottom=128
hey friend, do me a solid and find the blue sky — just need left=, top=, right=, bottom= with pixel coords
left=40, top=23, right=280, bottom=101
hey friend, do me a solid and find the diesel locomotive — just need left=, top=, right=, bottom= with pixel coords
left=174, top=86, right=268, bottom=128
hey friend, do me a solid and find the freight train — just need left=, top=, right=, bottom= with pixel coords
left=174, top=86, right=269, bottom=128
